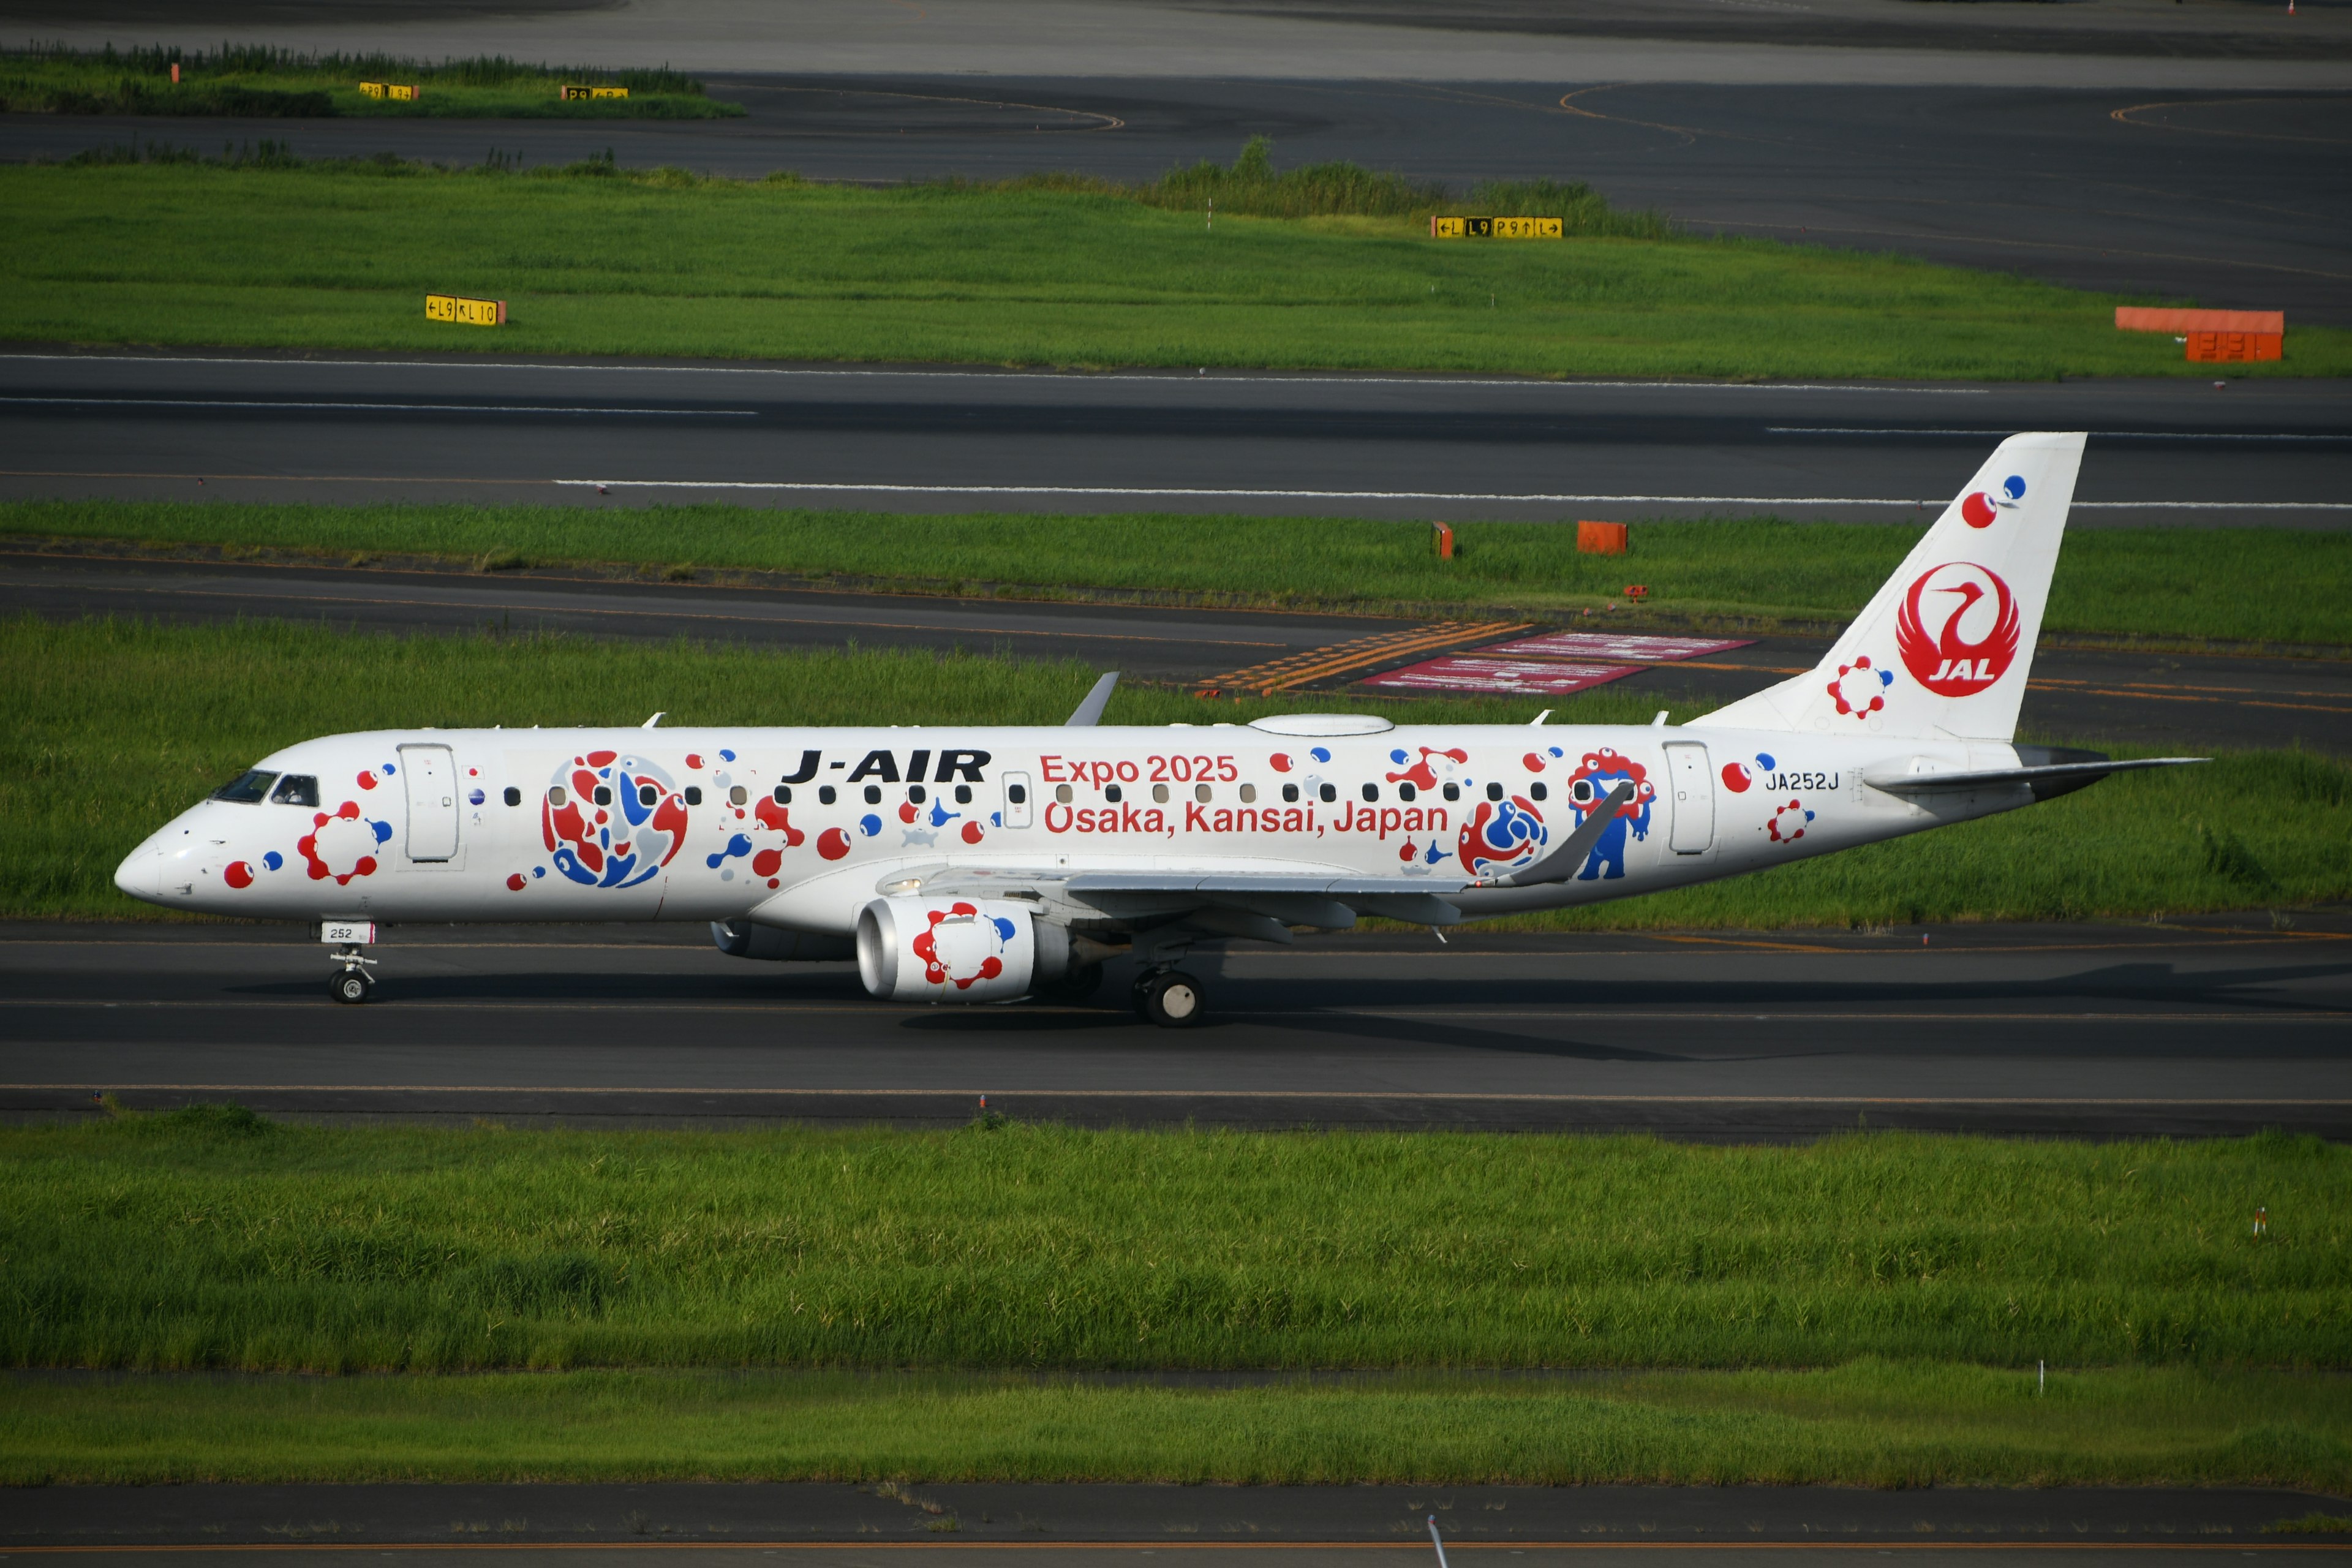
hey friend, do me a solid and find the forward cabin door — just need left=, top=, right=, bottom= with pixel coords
left=1663, top=742, right=1714, bottom=854
left=399, top=744, right=459, bottom=861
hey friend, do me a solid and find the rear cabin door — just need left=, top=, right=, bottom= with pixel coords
left=399, top=744, right=459, bottom=861
left=1663, top=742, right=1715, bottom=854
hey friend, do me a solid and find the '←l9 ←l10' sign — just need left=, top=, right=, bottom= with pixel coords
left=425, top=294, right=508, bottom=326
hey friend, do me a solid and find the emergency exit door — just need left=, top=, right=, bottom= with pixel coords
left=1662, top=742, right=1715, bottom=854
left=399, top=744, right=459, bottom=861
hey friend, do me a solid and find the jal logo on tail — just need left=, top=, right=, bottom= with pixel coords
left=1895, top=562, right=2021, bottom=696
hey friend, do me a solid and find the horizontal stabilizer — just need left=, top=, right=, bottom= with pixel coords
left=1863, top=756, right=2206, bottom=797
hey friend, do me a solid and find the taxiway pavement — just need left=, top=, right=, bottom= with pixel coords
left=7, top=911, right=2347, bottom=1139
left=7, top=1479, right=2351, bottom=1558
left=4, top=352, right=2347, bottom=526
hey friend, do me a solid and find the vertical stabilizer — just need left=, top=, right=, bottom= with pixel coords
left=1691, top=431, right=2084, bottom=742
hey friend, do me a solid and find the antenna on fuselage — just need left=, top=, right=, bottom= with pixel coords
left=1065, top=673, right=1120, bottom=727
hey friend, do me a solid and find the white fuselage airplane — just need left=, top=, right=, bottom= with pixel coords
left=115, top=433, right=2196, bottom=1023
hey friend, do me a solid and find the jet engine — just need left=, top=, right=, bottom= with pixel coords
left=856, top=895, right=1042, bottom=1003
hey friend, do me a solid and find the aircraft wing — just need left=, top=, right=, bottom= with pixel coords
left=886, top=863, right=1469, bottom=929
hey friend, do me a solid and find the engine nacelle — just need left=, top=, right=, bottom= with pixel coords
left=710, top=920, right=855, bottom=962
left=856, top=895, right=1039, bottom=1003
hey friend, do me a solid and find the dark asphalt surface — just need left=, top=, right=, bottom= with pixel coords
left=7, top=548, right=2349, bottom=756
left=7, top=1479, right=2352, bottom=1554
left=8, top=911, right=2348, bottom=1139
left=4, top=352, right=2348, bottom=527
left=4, top=78, right=2350, bottom=321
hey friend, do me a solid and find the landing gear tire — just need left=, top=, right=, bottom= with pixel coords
left=330, top=968, right=372, bottom=1006
left=1136, top=970, right=1205, bottom=1028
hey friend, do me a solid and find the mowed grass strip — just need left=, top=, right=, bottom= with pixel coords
left=10, top=502, right=2348, bottom=646
left=6, top=1361, right=2348, bottom=1488
left=0, top=44, right=737, bottom=118
left=4, top=1112, right=2346, bottom=1376
left=6, top=616, right=2347, bottom=922
left=6, top=163, right=2343, bottom=378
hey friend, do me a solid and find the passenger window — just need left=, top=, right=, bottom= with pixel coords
left=729, top=785, right=748, bottom=807
left=1486, top=782, right=1504, bottom=802
left=269, top=774, right=318, bottom=807
left=1361, top=783, right=1378, bottom=802
left=1240, top=783, right=1257, bottom=804
left=548, top=786, right=568, bottom=807
left=1531, top=782, right=1548, bottom=801
left=955, top=784, right=973, bottom=805
left=209, top=769, right=278, bottom=804
left=862, top=785, right=882, bottom=805
left=1443, top=783, right=1460, bottom=802
left=638, top=783, right=657, bottom=807
left=1055, top=784, right=1073, bottom=804
left=594, top=786, right=613, bottom=806
left=1152, top=783, right=1170, bottom=804
left=773, top=785, right=792, bottom=805
left=1105, top=783, right=1123, bottom=804
left=684, top=786, right=703, bottom=806
left=1195, top=783, right=1212, bottom=803
left=1398, top=782, right=1416, bottom=802
left=1318, top=783, right=1336, bottom=804
left=909, top=785, right=927, bottom=805
left=1006, top=783, right=1027, bottom=805
left=818, top=785, right=837, bottom=805
left=1282, top=783, right=1299, bottom=803
left=503, top=786, right=522, bottom=807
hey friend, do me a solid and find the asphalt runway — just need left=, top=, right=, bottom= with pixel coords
left=5, top=352, right=2348, bottom=527
left=7, top=911, right=2347, bottom=1139
left=7, top=1479, right=2352, bottom=1557
left=7, top=78, right=2349, bottom=320
left=8, top=548, right=2349, bottom=756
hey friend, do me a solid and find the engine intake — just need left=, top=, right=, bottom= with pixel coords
left=856, top=895, right=1038, bottom=1003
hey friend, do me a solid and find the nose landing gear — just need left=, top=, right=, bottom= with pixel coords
left=328, top=943, right=376, bottom=1005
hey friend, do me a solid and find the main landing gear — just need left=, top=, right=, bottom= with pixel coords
left=328, top=943, right=377, bottom=1005
left=1134, top=968, right=1205, bottom=1028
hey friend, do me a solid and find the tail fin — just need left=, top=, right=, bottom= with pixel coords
left=1692, top=431, right=2084, bottom=743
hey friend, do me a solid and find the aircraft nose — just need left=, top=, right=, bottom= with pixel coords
left=114, top=844, right=161, bottom=902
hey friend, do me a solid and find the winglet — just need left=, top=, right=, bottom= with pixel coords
left=642, top=712, right=665, bottom=729
left=1482, top=780, right=1635, bottom=888
left=1066, top=672, right=1120, bottom=727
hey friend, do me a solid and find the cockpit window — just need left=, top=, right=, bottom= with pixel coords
left=209, top=769, right=279, bottom=804
left=269, top=774, right=320, bottom=807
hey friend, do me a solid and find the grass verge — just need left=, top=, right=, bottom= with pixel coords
left=9, top=503, right=2347, bottom=646
left=0, top=43, right=737, bottom=118
left=6, top=1362, right=2347, bottom=1487
left=6, top=154, right=2341, bottom=378
left=6, top=616, right=2348, bottom=922
left=4, top=1114, right=2345, bottom=1374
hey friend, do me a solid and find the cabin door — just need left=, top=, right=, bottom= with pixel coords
left=399, top=744, right=459, bottom=861
left=1663, top=742, right=1715, bottom=854
left=1001, top=771, right=1034, bottom=829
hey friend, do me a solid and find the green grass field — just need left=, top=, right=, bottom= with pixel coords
left=0, top=44, right=737, bottom=119
left=11, top=503, right=2348, bottom=646
left=6, top=157, right=2341, bottom=379
left=6, top=616, right=2346, bottom=923
left=8, top=1361, right=2348, bottom=1488
left=6, top=1114, right=2344, bottom=1374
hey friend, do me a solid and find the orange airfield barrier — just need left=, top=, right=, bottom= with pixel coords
left=1577, top=520, right=1628, bottom=555
left=2115, top=306, right=2283, bottom=363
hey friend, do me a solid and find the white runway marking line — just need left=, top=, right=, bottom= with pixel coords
left=1771, top=426, right=2352, bottom=443
left=0, top=396, right=756, bottom=418
left=556, top=478, right=2352, bottom=510
left=0, top=351, right=1995, bottom=394
left=9, top=1083, right=2348, bottom=1104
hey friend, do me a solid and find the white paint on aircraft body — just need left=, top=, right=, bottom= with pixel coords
left=115, top=722, right=2017, bottom=930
